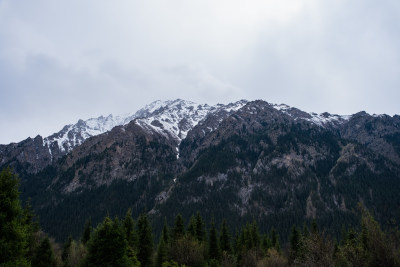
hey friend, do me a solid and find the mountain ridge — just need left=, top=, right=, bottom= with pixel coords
left=1, top=98, right=372, bottom=174
left=2, top=99, right=400, bottom=242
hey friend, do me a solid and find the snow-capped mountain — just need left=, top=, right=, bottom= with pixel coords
left=136, top=99, right=248, bottom=143
left=43, top=114, right=136, bottom=154
left=3, top=99, right=400, bottom=242
left=1, top=98, right=393, bottom=175
left=271, top=103, right=351, bottom=127
left=42, top=99, right=249, bottom=156
left=41, top=99, right=354, bottom=157
left=11, top=99, right=400, bottom=243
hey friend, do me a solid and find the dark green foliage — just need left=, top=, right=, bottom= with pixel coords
left=168, top=235, right=205, bottom=267
left=161, top=217, right=170, bottom=244
left=219, top=219, right=232, bottom=254
left=187, top=215, right=197, bottom=238
left=250, top=221, right=261, bottom=248
left=81, top=217, right=92, bottom=245
left=311, top=219, right=318, bottom=234
left=156, top=235, right=168, bottom=267
left=172, top=214, right=185, bottom=241
left=123, top=208, right=137, bottom=249
left=208, top=218, right=220, bottom=261
left=22, top=198, right=40, bottom=263
left=32, top=237, right=56, bottom=267
left=137, top=213, right=153, bottom=267
left=289, top=226, right=302, bottom=264
left=62, top=236, right=73, bottom=266
left=0, top=167, right=31, bottom=266
left=84, top=216, right=132, bottom=267
left=195, top=212, right=206, bottom=243
left=156, top=218, right=170, bottom=267
left=270, top=228, right=280, bottom=252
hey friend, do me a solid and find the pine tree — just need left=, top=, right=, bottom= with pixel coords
left=187, top=215, right=197, bottom=239
left=84, top=216, right=131, bottom=266
left=0, top=167, right=30, bottom=266
left=311, top=219, right=319, bottom=234
left=195, top=212, right=206, bottom=243
left=62, top=236, right=73, bottom=267
left=172, top=214, right=185, bottom=241
left=250, top=220, right=261, bottom=248
left=219, top=219, right=231, bottom=254
left=289, top=225, right=301, bottom=263
left=156, top=218, right=170, bottom=267
left=243, top=223, right=254, bottom=249
left=270, top=228, right=280, bottom=252
left=156, top=235, right=168, bottom=267
left=137, top=213, right=154, bottom=267
left=123, top=208, right=137, bottom=249
left=262, top=234, right=272, bottom=251
left=303, top=222, right=310, bottom=238
left=208, top=218, right=220, bottom=261
left=32, top=237, right=56, bottom=267
left=81, top=217, right=92, bottom=245
left=161, top=217, right=170, bottom=244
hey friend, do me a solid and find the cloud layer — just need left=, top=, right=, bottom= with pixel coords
left=1, top=0, right=399, bottom=143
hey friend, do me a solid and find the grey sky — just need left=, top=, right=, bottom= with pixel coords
left=1, top=0, right=399, bottom=144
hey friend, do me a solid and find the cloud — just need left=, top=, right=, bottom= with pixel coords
left=0, top=0, right=400, bottom=143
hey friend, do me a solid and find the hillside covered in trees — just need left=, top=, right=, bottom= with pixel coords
left=2, top=167, right=400, bottom=266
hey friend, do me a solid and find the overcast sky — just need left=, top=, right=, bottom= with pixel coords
left=1, top=0, right=400, bottom=144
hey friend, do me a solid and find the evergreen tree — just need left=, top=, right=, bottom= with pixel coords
left=84, top=216, right=132, bottom=267
left=0, top=167, right=30, bottom=266
left=250, top=220, right=261, bottom=248
left=62, top=236, right=73, bottom=267
left=219, top=219, right=231, bottom=254
left=172, top=214, right=185, bottom=241
left=270, top=228, right=280, bottom=252
left=22, top=198, right=40, bottom=262
left=161, top=217, right=170, bottom=244
left=32, top=237, right=56, bottom=267
left=187, top=215, right=197, bottom=239
left=302, top=222, right=310, bottom=238
left=289, top=225, right=301, bottom=263
left=208, top=218, right=220, bottom=261
left=123, top=208, right=137, bottom=249
left=243, top=223, right=253, bottom=249
left=311, top=219, right=319, bottom=234
left=137, top=213, right=154, bottom=267
left=262, top=234, right=272, bottom=251
left=358, top=204, right=398, bottom=266
left=156, top=218, right=170, bottom=267
left=195, top=212, right=206, bottom=243
left=156, top=235, right=168, bottom=267
left=81, top=217, right=92, bottom=245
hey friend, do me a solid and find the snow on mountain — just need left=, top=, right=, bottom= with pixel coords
left=136, top=99, right=248, bottom=143
left=271, top=103, right=351, bottom=127
left=43, top=114, right=136, bottom=154
left=41, top=99, right=354, bottom=158
left=41, top=99, right=249, bottom=155
left=306, top=112, right=352, bottom=127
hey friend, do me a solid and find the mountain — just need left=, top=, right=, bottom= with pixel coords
left=2, top=99, right=400, bottom=242
left=0, top=99, right=247, bottom=174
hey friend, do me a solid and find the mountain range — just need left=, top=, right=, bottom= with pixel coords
left=1, top=99, right=400, bottom=241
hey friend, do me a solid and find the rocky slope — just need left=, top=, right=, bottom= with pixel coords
left=0, top=99, right=248, bottom=173
left=2, top=99, right=400, bottom=241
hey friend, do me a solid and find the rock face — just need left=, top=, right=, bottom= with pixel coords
left=2, top=99, right=400, bottom=241
left=0, top=99, right=248, bottom=174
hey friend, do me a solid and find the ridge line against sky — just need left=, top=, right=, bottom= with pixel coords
left=0, top=0, right=399, bottom=144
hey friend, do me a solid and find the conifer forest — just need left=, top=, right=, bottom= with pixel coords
left=2, top=167, right=400, bottom=266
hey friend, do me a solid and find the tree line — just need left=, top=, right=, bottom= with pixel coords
left=2, top=167, right=400, bottom=266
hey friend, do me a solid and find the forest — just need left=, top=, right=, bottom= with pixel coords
left=2, top=167, right=400, bottom=266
